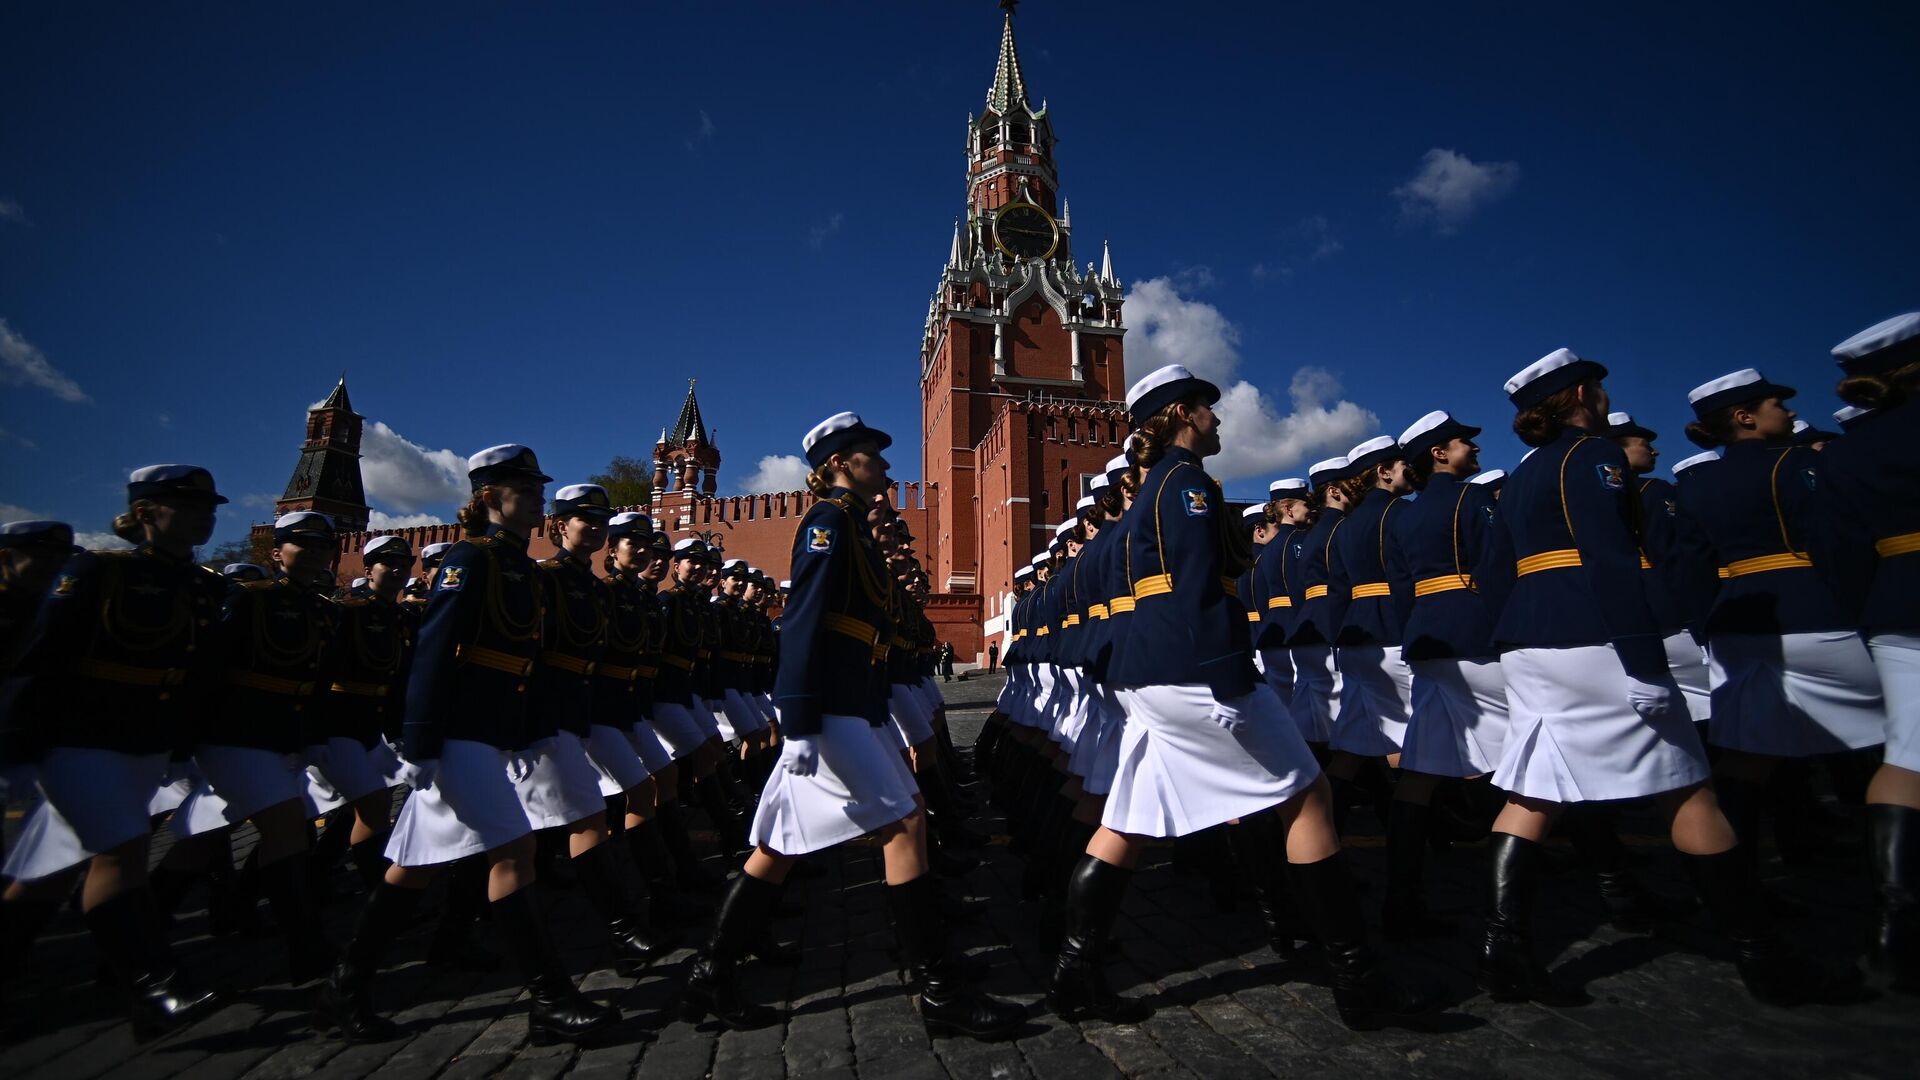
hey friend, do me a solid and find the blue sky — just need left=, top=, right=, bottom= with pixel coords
left=3, top=2, right=1916, bottom=547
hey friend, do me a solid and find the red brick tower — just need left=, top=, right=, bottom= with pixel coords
left=651, top=379, right=720, bottom=497
left=920, top=4, right=1128, bottom=647
left=276, top=376, right=371, bottom=532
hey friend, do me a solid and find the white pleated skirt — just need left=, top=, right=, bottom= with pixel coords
left=1258, top=647, right=1295, bottom=707
left=650, top=702, right=713, bottom=759
left=172, top=745, right=309, bottom=838
left=147, top=763, right=198, bottom=816
left=513, top=731, right=611, bottom=829
left=386, top=739, right=533, bottom=866
left=1288, top=646, right=1340, bottom=744
left=1331, top=644, right=1412, bottom=756
left=888, top=683, right=936, bottom=747
left=1052, top=669, right=1091, bottom=753
left=1025, top=665, right=1060, bottom=731
left=1402, top=658, right=1510, bottom=778
left=1495, top=645, right=1709, bottom=802
left=305, top=737, right=391, bottom=815
left=1664, top=633, right=1713, bottom=723
left=4, top=749, right=166, bottom=880
left=627, top=719, right=674, bottom=774
left=1705, top=632, right=1886, bottom=756
left=915, top=677, right=944, bottom=715
left=1870, top=634, right=1920, bottom=772
left=1103, top=683, right=1320, bottom=838
left=749, top=714, right=919, bottom=855
left=1073, top=682, right=1129, bottom=795
left=721, top=689, right=769, bottom=741
left=585, top=722, right=652, bottom=796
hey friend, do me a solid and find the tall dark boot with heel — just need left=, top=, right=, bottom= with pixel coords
left=682, top=872, right=782, bottom=1029
left=1713, top=774, right=1809, bottom=917
left=890, top=874, right=1022, bottom=1038
left=1382, top=802, right=1456, bottom=941
left=1046, top=856, right=1152, bottom=1024
left=313, top=882, right=426, bottom=1042
left=1682, top=846, right=1863, bottom=1005
left=658, top=799, right=723, bottom=889
left=1561, top=807, right=1694, bottom=932
left=493, top=885, right=620, bottom=1045
left=257, top=855, right=336, bottom=985
left=1228, top=814, right=1303, bottom=955
left=1291, top=850, right=1444, bottom=1029
left=572, top=842, right=677, bottom=974
left=1477, top=833, right=1588, bottom=1005
left=1868, top=803, right=1920, bottom=993
left=427, top=856, right=500, bottom=971
left=624, top=818, right=711, bottom=925
left=86, top=890, right=224, bottom=1042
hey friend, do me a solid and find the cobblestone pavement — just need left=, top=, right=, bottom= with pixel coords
left=3, top=671, right=1914, bottom=1078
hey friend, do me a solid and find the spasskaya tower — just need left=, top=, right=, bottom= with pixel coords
left=920, top=2, right=1129, bottom=651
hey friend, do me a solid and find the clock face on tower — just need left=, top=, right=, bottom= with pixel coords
left=993, top=203, right=1058, bottom=261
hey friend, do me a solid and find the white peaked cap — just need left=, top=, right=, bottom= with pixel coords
left=1672, top=450, right=1720, bottom=477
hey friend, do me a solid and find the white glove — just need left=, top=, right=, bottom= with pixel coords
left=1626, top=678, right=1674, bottom=721
left=1209, top=698, right=1246, bottom=733
left=506, top=751, right=535, bottom=784
left=401, top=758, right=439, bottom=792
left=784, top=737, right=820, bottom=777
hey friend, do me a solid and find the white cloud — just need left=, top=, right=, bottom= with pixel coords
left=0, top=318, right=91, bottom=403
left=0, top=199, right=26, bottom=226
left=808, top=212, right=844, bottom=251
left=75, top=531, right=133, bottom=551
left=686, top=109, right=716, bottom=151
left=0, top=426, right=36, bottom=449
left=1298, top=215, right=1344, bottom=260
left=1393, top=148, right=1519, bottom=234
left=368, top=510, right=443, bottom=529
left=0, top=502, right=37, bottom=520
left=359, top=420, right=467, bottom=515
left=1168, top=265, right=1217, bottom=292
left=1123, top=277, right=1377, bottom=482
left=737, top=454, right=810, bottom=494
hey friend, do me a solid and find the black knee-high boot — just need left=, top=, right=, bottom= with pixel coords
left=313, top=882, right=426, bottom=1042
left=889, top=874, right=1022, bottom=1038
left=85, top=890, right=224, bottom=1041
left=0, top=896, right=63, bottom=986
left=1327, top=774, right=1356, bottom=839
left=493, top=886, right=620, bottom=1044
left=1228, top=813, right=1302, bottom=955
left=203, top=839, right=270, bottom=937
left=1382, top=802, right=1455, bottom=941
left=1037, top=816, right=1099, bottom=953
left=624, top=818, right=710, bottom=924
left=347, top=837, right=390, bottom=893
left=308, top=809, right=355, bottom=900
left=1290, top=850, right=1445, bottom=1029
left=1868, top=804, right=1920, bottom=992
left=1020, top=792, right=1077, bottom=900
left=658, top=799, right=723, bottom=889
left=571, top=842, right=677, bottom=973
left=922, top=764, right=988, bottom=849
left=1477, top=834, right=1588, bottom=1005
left=256, top=855, right=336, bottom=985
left=683, top=872, right=783, bottom=1030
left=1560, top=806, right=1694, bottom=932
left=427, top=856, right=500, bottom=971
left=1713, top=774, right=1809, bottom=916
left=692, top=774, right=749, bottom=853
left=1046, top=855, right=1152, bottom=1023
left=1682, top=846, right=1863, bottom=1004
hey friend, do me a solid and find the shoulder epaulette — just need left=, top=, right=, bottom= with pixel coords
left=240, top=578, right=277, bottom=591
left=467, top=536, right=497, bottom=548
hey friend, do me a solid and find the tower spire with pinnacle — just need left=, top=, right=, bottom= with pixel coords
left=986, top=2, right=1029, bottom=114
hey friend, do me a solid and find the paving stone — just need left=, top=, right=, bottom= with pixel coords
left=634, top=1035, right=715, bottom=1080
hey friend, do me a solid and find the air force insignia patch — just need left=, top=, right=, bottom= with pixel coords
left=51, top=574, right=77, bottom=597
left=438, top=566, right=465, bottom=591
left=1596, top=464, right=1625, bottom=491
left=807, top=527, right=834, bottom=553
left=1181, top=488, right=1209, bottom=517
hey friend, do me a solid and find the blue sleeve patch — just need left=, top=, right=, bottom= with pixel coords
left=1181, top=488, right=1210, bottom=516
left=1596, top=464, right=1625, bottom=491
left=806, top=526, right=834, bottom=553
left=437, top=566, right=465, bottom=591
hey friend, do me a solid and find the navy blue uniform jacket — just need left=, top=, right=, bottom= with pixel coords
left=402, top=526, right=543, bottom=760
left=1105, top=447, right=1258, bottom=698
left=210, top=575, right=338, bottom=753
left=1478, top=429, right=1666, bottom=678
left=321, top=593, right=411, bottom=748
left=773, top=489, right=892, bottom=736
left=530, top=552, right=607, bottom=739
left=1811, top=402, right=1920, bottom=633
left=1330, top=487, right=1410, bottom=647
left=1285, top=508, right=1347, bottom=647
left=1386, top=471, right=1498, bottom=661
left=1251, top=525, right=1302, bottom=650
left=1674, top=440, right=1846, bottom=636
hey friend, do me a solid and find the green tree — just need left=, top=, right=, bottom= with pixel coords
left=199, top=535, right=269, bottom=572
left=589, top=455, right=653, bottom=509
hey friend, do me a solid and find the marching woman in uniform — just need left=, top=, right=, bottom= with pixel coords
left=1325, top=434, right=1416, bottom=826
left=1056, top=365, right=1437, bottom=1030
left=0, top=467, right=227, bottom=1037
left=520, top=483, right=674, bottom=970
left=1812, top=312, right=1920, bottom=992
left=655, top=539, right=749, bottom=854
left=1673, top=369, right=1885, bottom=893
left=1477, top=349, right=1858, bottom=1006
left=315, top=445, right=618, bottom=1045
left=602, top=512, right=708, bottom=928
left=168, top=510, right=342, bottom=984
left=684, top=412, right=1021, bottom=1040
left=1249, top=479, right=1309, bottom=706
left=1381, top=410, right=1505, bottom=940
left=1608, top=412, right=1715, bottom=724
left=1283, top=455, right=1353, bottom=756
